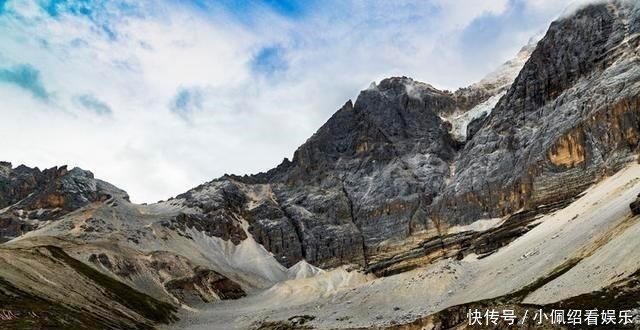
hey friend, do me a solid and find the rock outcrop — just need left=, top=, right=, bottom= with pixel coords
left=165, top=268, right=246, bottom=305
left=0, top=163, right=128, bottom=242
left=631, top=194, right=640, bottom=215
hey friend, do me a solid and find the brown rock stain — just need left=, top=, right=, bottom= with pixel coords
left=32, top=193, right=65, bottom=210
left=356, top=141, right=369, bottom=153
left=547, top=129, right=586, bottom=168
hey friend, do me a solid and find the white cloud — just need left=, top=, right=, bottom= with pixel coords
left=0, top=0, right=585, bottom=202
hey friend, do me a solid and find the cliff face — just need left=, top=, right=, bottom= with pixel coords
left=432, top=0, right=640, bottom=226
left=271, top=77, right=459, bottom=266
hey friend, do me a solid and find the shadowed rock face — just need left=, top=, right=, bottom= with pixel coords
left=165, top=268, right=246, bottom=305
left=631, top=194, right=640, bottom=215
left=266, top=77, right=460, bottom=267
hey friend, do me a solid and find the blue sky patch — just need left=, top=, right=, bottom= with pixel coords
left=259, top=0, right=308, bottom=17
left=0, top=64, right=49, bottom=100
left=187, top=0, right=315, bottom=24
left=42, top=0, right=93, bottom=17
left=76, top=93, right=112, bottom=115
left=170, top=87, right=204, bottom=119
left=251, top=46, right=288, bottom=77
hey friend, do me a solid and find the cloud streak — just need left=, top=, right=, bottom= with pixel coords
left=0, top=64, right=49, bottom=100
left=76, top=93, right=112, bottom=115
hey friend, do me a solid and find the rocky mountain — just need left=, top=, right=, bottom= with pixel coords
left=156, top=0, right=639, bottom=277
left=161, top=46, right=536, bottom=274
left=432, top=0, right=640, bottom=226
left=0, top=1, right=639, bottom=329
left=0, top=162, right=127, bottom=242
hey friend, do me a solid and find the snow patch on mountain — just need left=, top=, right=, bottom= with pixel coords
left=446, top=91, right=505, bottom=141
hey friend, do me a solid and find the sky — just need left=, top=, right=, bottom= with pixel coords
left=0, top=0, right=593, bottom=203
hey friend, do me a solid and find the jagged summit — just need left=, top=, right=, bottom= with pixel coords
left=368, top=76, right=443, bottom=97
left=0, top=163, right=128, bottom=242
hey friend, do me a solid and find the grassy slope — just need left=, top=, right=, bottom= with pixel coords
left=0, top=246, right=178, bottom=330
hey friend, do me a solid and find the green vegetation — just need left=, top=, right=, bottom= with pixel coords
left=0, top=245, right=179, bottom=330
left=553, top=269, right=640, bottom=311
left=0, top=276, right=115, bottom=330
left=501, top=257, right=583, bottom=302
left=45, top=246, right=178, bottom=325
